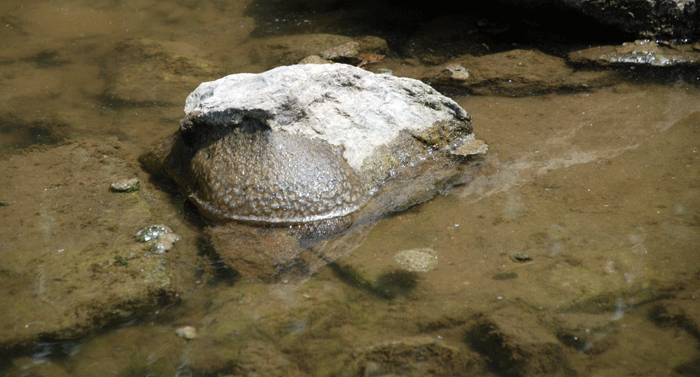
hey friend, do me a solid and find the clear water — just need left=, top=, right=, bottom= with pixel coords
left=1, top=0, right=699, bottom=376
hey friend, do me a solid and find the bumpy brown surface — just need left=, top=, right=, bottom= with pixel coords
left=191, top=129, right=368, bottom=223
left=143, top=124, right=369, bottom=224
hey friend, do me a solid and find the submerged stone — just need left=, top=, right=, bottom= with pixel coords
left=395, top=248, right=438, bottom=272
left=0, top=137, right=197, bottom=349
left=178, top=123, right=367, bottom=224
left=568, top=40, right=700, bottom=67
left=175, top=326, right=198, bottom=340
left=141, top=63, right=486, bottom=228
left=452, top=137, right=489, bottom=156
left=136, top=224, right=180, bottom=253
left=137, top=224, right=173, bottom=242
left=110, top=177, right=141, bottom=192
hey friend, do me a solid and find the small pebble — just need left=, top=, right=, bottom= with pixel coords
left=395, top=248, right=438, bottom=272
left=510, top=252, right=533, bottom=263
left=452, top=138, right=489, bottom=156
left=320, top=41, right=360, bottom=62
left=299, top=55, right=329, bottom=64
left=110, top=178, right=141, bottom=193
left=136, top=224, right=180, bottom=253
left=136, top=224, right=172, bottom=242
left=151, top=232, right=180, bottom=254
left=444, top=63, right=470, bottom=81
left=175, top=326, right=197, bottom=340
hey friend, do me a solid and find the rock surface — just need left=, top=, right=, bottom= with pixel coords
left=468, top=307, right=568, bottom=376
left=423, top=49, right=615, bottom=96
left=568, top=40, right=700, bottom=67
left=347, top=336, right=484, bottom=376
left=104, top=38, right=224, bottom=105
left=0, top=138, right=201, bottom=349
left=495, top=0, right=700, bottom=39
left=561, top=0, right=699, bottom=39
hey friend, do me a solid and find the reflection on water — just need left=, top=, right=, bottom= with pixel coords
left=0, top=0, right=699, bottom=376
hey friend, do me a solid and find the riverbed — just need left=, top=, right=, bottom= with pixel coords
left=1, top=0, right=698, bottom=376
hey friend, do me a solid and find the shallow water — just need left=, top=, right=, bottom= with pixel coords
left=1, top=0, right=699, bottom=376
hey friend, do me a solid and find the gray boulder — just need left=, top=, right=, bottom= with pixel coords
left=558, top=0, right=698, bottom=39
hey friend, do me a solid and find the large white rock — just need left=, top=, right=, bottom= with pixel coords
left=183, top=63, right=476, bottom=170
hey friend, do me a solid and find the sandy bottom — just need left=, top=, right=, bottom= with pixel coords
left=0, top=0, right=699, bottom=375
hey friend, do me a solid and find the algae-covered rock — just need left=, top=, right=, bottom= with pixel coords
left=104, top=38, right=224, bottom=104
left=347, top=336, right=485, bottom=376
left=468, top=307, right=568, bottom=376
left=0, top=138, right=200, bottom=349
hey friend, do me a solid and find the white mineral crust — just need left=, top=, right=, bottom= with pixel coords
left=183, top=64, right=471, bottom=170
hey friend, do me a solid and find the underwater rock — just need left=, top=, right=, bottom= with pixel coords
left=141, top=63, right=486, bottom=226
left=0, top=137, right=199, bottom=349
left=110, top=177, right=141, bottom=192
left=346, top=336, right=484, bottom=375
left=238, top=34, right=389, bottom=69
left=568, top=40, right=700, bottom=67
left=394, top=248, right=438, bottom=272
left=140, top=63, right=486, bottom=280
left=425, top=49, right=615, bottom=96
left=104, top=38, right=223, bottom=104
left=556, top=0, right=699, bottom=40
left=319, top=41, right=361, bottom=65
left=175, top=326, right=198, bottom=340
left=136, top=224, right=181, bottom=254
left=469, top=307, right=567, bottom=376
left=239, top=34, right=354, bottom=68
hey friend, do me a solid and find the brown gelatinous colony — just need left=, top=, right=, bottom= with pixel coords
left=141, top=116, right=369, bottom=224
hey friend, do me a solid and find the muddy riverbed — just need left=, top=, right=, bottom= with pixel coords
left=0, top=0, right=699, bottom=376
